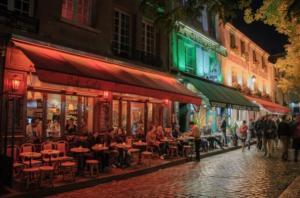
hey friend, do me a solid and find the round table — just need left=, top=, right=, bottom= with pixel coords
left=41, top=150, right=60, bottom=165
left=20, top=152, right=42, bottom=167
left=91, top=145, right=109, bottom=170
left=113, top=144, right=131, bottom=167
left=70, top=147, right=90, bottom=175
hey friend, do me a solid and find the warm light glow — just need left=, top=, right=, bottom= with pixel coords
left=11, top=78, right=21, bottom=91
left=164, top=99, right=169, bottom=105
left=251, top=75, right=256, bottom=83
left=103, top=91, right=110, bottom=99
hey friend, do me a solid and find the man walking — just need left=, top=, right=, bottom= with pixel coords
left=254, top=117, right=263, bottom=151
left=221, top=117, right=227, bottom=146
left=277, top=115, right=291, bottom=161
left=264, top=115, right=277, bottom=157
left=189, top=121, right=201, bottom=161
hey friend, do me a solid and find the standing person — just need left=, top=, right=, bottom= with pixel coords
left=277, top=115, right=291, bottom=161
left=189, top=121, right=201, bottom=161
left=248, top=118, right=255, bottom=150
left=264, top=115, right=277, bottom=157
left=293, top=116, right=300, bottom=162
left=254, top=117, right=263, bottom=151
left=221, top=117, right=227, bottom=146
left=239, top=120, right=248, bottom=152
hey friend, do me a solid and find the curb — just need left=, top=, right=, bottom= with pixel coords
left=279, top=176, right=300, bottom=198
left=3, top=145, right=243, bottom=198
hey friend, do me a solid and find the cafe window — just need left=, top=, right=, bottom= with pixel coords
left=113, top=10, right=130, bottom=56
left=65, top=95, right=78, bottom=134
left=130, top=102, right=144, bottom=135
left=0, top=0, right=34, bottom=17
left=46, top=94, right=62, bottom=137
left=121, top=101, right=127, bottom=130
left=141, top=21, right=155, bottom=55
left=79, top=96, right=94, bottom=133
left=147, top=103, right=153, bottom=129
left=61, top=0, right=92, bottom=26
left=26, top=91, right=43, bottom=137
left=112, top=100, right=119, bottom=128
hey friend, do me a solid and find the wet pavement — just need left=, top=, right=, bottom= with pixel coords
left=48, top=147, right=300, bottom=198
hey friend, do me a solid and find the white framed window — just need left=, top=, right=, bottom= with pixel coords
left=185, top=46, right=196, bottom=74
left=141, top=21, right=155, bottom=55
left=61, top=0, right=92, bottom=26
left=113, top=10, right=130, bottom=55
left=0, top=0, right=34, bottom=17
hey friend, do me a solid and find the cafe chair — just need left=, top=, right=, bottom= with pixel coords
left=128, top=148, right=141, bottom=165
left=22, top=167, right=40, bottom=190
left=85, top=159, right=99, bottom=177
left=20, top=143, right=35, bottom=153
left=6, top=145, right=24, bottom=177
left=41, top=141, right=54, bottom=150
left=39, top=166, right=55, bottom=188
left=55, top=141, right=74, bottom=162
left=168, top=145, right=179, bottom=158
left=61, top=161, right=76, bottom=182
left=141, top=151, right=153, bottom=166
left=183, top=145, right=193, bottom=159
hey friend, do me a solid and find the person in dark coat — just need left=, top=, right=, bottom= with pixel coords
left=277, top=115, right=291, bottom=161
left=221, top=117, right=227, bottom=146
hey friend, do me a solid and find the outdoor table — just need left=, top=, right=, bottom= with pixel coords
left=91, top=144, right=109, bottom=170
left=113, top=143, right=132, bottom=168
left=20, top=152, right=42, bottom=167
left=40, top=149, right=60, bottom=165
left=70, top=147, right=90, bottom=175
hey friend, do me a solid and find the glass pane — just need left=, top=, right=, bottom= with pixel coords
left=65, top=95, right=78, bottom=134
left=46, top=94, right=61, bottom=137
left=26, top=91, right=43, bottom=138
left=79, top=97, right=94, bottom=133
left=121, top=101, right=127, bottom=129
left=147, top=103, right=153, bottom=130
left=112, top=100, right=119, bottom=128
left=130, top=102, right=144, bottom=136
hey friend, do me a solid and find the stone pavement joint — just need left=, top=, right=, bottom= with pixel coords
left=279, top=176, right=300, bottom=198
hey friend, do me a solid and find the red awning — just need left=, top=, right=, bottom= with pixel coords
left=245, top=96, right=291, bottom=114
left=12, top=39, right=201, bottom=105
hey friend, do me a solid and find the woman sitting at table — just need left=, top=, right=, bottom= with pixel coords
left=135, top=124, right=145, bottom=141
left=172, top=125, right=182, bottom=138
left=115, top=128, right=126, bottom=143
left=156, top=126, right=168, bottom=158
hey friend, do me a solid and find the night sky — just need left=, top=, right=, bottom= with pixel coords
left=231, top=1, right=288, bottom=55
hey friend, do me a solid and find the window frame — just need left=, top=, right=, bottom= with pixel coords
left=0, top=0, right=34, bottom=17
left=112, top=9, right=131, bottom=56
left=141, top=20, right=155, bottom=56
left=61, top=0, right=93, bottom=26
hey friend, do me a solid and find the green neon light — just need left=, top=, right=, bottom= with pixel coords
left=176, top=21, right=227, bottom=56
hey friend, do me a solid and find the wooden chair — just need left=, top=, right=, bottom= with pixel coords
left=41, top=141, right=54, bottom=150
left=20, top=143, right=34, bottom=153
left=61, top=161, right=76, bottom=182
left=55, top=141, right=73, bottom=162
left=128, top=148, right=141, bottom=165
left=85, top=160, right=99, bottom=177
left=22, top=167, right=40, bottom=190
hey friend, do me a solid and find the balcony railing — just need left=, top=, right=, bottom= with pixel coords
left=0, top=9, right=39, bottom=33
left=111, top=41, right=163, bottom=67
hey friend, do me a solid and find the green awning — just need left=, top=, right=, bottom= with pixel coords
left=185, top=77, right=259, bottom=111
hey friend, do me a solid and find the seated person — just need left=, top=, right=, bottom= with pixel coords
left=135, top=125, right=145, bottom=141
left=172, top=125, right=182, bottom=138
left=146, top=126, right=161, bottom=155
left=115, top=128, right=126, bottom=143
left=156, top=125, right=165, bottom=141
left=164, top=128, right=174, bottom=140
left=155, top=126, right=167, bottom=157
left=26, top=118, right=42, bottom=138
left=65, top=118, right=77, bottom=134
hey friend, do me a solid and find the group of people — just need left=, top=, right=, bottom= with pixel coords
left=253, top=114, right=300, bottom=161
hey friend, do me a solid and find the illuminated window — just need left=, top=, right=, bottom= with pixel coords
left=0, top=0, right=34, bottom=17
left=112, top=100, right=119, bottom=128
left=185, top=46, right=196, bottom=74
left=61, top=0, right=92, bottom=26
left=47, top=94, right=62, bottom=137
left=65, top=95, right=78, bottom=134
left=141, top=21, right=155, bottom=55
left=121, top=101, right=127, bottom=129
left=113, top=10, right=130, bottom=56
left=26, top=91, right=43, bottom=137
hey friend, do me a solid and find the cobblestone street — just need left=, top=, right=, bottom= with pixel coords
left=48, top=147, right=300, bottom=198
